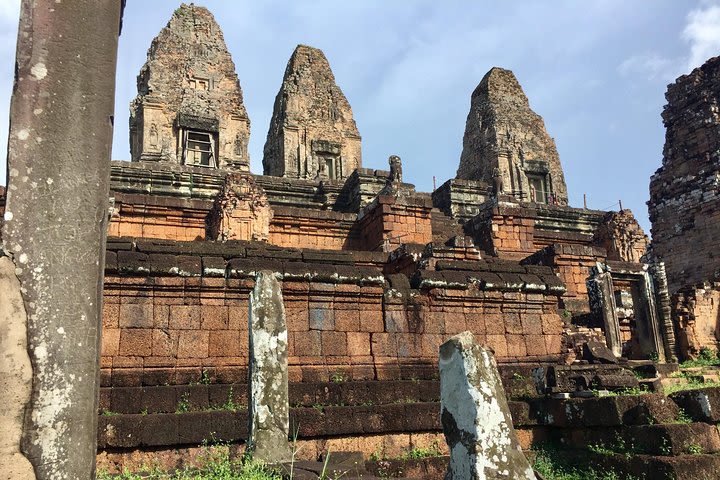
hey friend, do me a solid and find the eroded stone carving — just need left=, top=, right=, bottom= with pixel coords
left=439, top=331, right=535, bottom=480
left=247, top=271, right=292, bottom=464
left=593, top=210, right=649, bottom=263
left=130, top=3, right=251, bottom=170
left=457, top=67, right=568, bottom=206
left=207, top=173, right=272, bottom=242
left=263, top=45, right=361, bottom=180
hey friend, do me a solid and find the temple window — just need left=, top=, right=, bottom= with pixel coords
left=183, top=130, right=216, bottom=167
left=527, top=173, right=548, bottom=203
left=324, top=157, right=336, bottom=179
left=188, top=76, right=210, bottom=91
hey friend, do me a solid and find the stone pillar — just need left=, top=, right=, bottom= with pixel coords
left=0, top=1, right=122, bottom=478
left=651, top=262, right=678, bottom=363
left=439, top=331, right=535, bottom=480
left=247, top=271, right=292, bottom=463
left=639, top=269, right=667, bottom=363
left=587, top=265, right=622, bottom=357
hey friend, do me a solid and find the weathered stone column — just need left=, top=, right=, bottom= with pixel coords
left=439, top=331, right=535, bottom=480
left=1, top=1, right=122, bottom=478
left=247, top=271, right=292, bottom=463
left=650, top=262, right=678, bottom=362
left=587, top=264, right=622, bottom=357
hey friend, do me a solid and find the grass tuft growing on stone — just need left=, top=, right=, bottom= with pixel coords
left=679, top=347, right=720, bottom=368
left=532, top=444, right=643, bottom=480
left=98, top=445, right=282, bottom=480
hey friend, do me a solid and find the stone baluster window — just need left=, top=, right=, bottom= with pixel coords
left=183, top=130, right=216, bottom=167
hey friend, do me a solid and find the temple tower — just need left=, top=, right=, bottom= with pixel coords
left=129, top=3, right=251, bottom=171
left=263, top=45, right=361, bottom=180
left=649, top=56, right=720, bottom=292
left=457, top=67, right=568, bottom=205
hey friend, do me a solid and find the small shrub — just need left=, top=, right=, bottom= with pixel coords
left=400, top=442, right=443, bottom=460
left=330, top=371, right=348, bottom=383
left=687, top=443, right=704, bottom=455
left=674, top=408, right=693, bottom=424
left=176, top=393, right=191, bottom=413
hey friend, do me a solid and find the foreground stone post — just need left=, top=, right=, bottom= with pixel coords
left=247, top=271, right=292, bottom=463
left=0, top=1, right=122, bottom=478
left=439, top=332, right=535, bottom=480
left=587, top=265, right=622, bottom=357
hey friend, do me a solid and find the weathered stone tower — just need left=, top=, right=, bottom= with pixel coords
left=263, top=45, right=361, bottom=180
left=129, top=3, right=251, bottom=171
left=649, top=56, right=720, bottom=292
left=457, top=67, right=568, bottom=205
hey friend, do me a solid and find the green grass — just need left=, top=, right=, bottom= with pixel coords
left=532, top=445, right=643, bottom=480
left=664, top=374, right=720, bottom=396
left=679, top=348, right=720, bottom=368
left=98, top=446, right=281, bottom=480
left=399, top=442, right=443, bottom=460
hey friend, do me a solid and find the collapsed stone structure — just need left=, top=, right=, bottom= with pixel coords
left=649, top=55, right=720, bottom=358
left=3, top=3, right=717, bottom=478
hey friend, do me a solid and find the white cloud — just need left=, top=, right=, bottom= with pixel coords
left=683, top=3, right=720, bottom=70
left=617, top=53, right=675, bottom=80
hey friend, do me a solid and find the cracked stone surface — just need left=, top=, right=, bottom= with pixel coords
left=440, top=331, right=535, bottom=480
left=649, top=55, right=720, bottom=292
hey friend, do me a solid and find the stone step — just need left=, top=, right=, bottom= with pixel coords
left=556, top=448, right=720, bottom=479
left=558, top=423, right=720, bottom=456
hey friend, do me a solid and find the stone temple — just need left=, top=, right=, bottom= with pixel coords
left=5, top=2, right=720, bottom=478
left=129, top=4, right=251, bottom=170
left=263, top=44, right=362, bottom=180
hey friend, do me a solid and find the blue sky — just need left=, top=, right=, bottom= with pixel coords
left=2, top=1, right=720, bottom=234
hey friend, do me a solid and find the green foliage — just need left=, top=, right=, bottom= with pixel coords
left=176, top=393, right=191, bottom=413
left=100, top=409, right=118, bottom=416
left=592, top=386, right=646, bottom=397
left=587, top=434, right=637, bottom=459
left=512, top=372, right=526, bottom=380
left=532, top=444, right=642, bottom=480
left=210, top=387, right=244, bottom=413
left=664, top=369, right=720, bottom=395
left=674, top=408, right=693, bottom=424
left=679, top=348, right=720, bottom=368
left=97, top=445, right=282, bottom=480
left=399, top=442, right=443, bottom=460
left=330, top=371, right=348, bottom=383
left=200, top=369, right=213, bottom=385
left=687, top=443, right=704, bottom=455
left=659, top=437, right=672, bottom=455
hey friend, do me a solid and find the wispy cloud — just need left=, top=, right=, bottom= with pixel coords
left=617, top=54, right=675, bottom=81
left=618, top=1, right=720, bottom=82
left=683, top=3, right=720, bottom=70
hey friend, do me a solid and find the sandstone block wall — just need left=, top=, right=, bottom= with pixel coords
left=673, top=283, right=720, bottom=358
left=100, top=238, right=566, bottom=387
left=358, top=195, right=434, bottom=252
